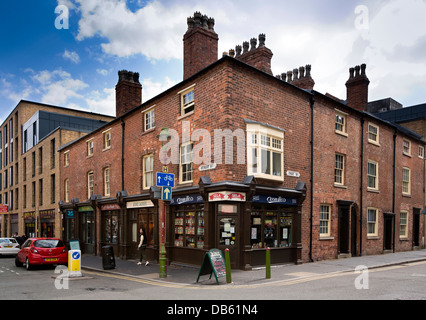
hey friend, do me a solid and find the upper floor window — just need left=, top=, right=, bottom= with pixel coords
left=103, top=129, right=111, bottom=150
left=247, top=123, right=284, bottom=181
left=64, top=151, right=70, bottom=167
left=179, top=85, right=195, bottom=116
left=143, top=155, right=154, bottom=190
left=88, top=171, right=94, bottom=199
left=320, top=204, right=331, bottom=237
left=368, top=123, right=379, bottom=145
left=335, top=110, right=347, bottom=136
left=334, top=153, right=345, bottom=186
left=402, top=139, right=411, bottom=156
left=367, top=160, right=378, bottom=190
left=402, top=167, right=411, bottom=195
left=144, top=107, right=155, bottom=131
left=104, top=168, right=110, bottom=197
left=419, top=146, right=424, bottom=159
left=180, top=143, right=193, bottom=183
left=87, top=139, right=94, bottom=157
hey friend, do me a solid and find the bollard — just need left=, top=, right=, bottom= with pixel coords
left=224, top=248, right=232, bottom=283
left=266, top=247, right=271, bottom=279
left=159, top=244, right=167, bottom=278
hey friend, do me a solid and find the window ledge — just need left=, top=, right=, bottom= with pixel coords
left=335, top=130, right=348, bottom=138
left=178, top=110, right=194, bottom=121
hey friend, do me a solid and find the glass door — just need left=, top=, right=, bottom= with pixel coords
left=216, top=204, right=239, bottom=269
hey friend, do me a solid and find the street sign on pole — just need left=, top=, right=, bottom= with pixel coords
left=156, top=172, right=175, bottom=188
left=161, top=187, right=172, bottom=201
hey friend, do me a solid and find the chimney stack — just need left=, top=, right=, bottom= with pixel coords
left=183, top=12, right=219, bottom=80
left=115, top=70, right=142, bottom=118
left=345, top=64, right=370, bottom=111
left=234, top=34, right=273, bottom=75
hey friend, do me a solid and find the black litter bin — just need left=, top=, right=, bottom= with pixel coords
left=102, top=246, right=116, bottom=270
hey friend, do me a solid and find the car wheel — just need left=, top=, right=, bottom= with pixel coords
left=15, top=256, right=23, bottom=267
left=25, top=257, right=33, bottom=270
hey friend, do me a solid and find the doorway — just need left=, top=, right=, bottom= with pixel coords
left=383, top=214, right=394, bottom=251
left=413, top=209, right=420, bottom=247
left=338, top=206, right=350, bottom=254
left=216, top=204, right=239, bottom=269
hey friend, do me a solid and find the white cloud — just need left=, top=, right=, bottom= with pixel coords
left=32, top=69, right=89, bottom=105
left=85, top=87, right=116, bottom=116
left=96, top=68, right=112, bottom=76
left=62, top=50, right=81, bottom=64
left=142, top=76, right=177, bottom=103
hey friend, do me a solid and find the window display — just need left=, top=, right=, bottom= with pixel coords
left=250, top=204, right=293, bottom=249
left=173, top=204, right=204, bottom=249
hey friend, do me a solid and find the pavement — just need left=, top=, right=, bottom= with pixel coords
left=81, top=249, right=426, bottom=286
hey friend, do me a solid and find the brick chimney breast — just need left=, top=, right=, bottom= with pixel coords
left=235, top=34, right=273, bottom=75
left=183, top=12, right=219, bottom=80
left=115, top=70, right=142, bottom=118
left=345, top=63, right=370, bottom=111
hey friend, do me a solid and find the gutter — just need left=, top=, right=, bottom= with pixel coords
left=359, top=116, right=364, bottom=256
left=121, top=119, right=125, bottom=191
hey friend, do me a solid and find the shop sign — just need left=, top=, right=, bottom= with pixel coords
left=40, top=209, right=55, bottom=219
left=170, top=194, right=203, bottom=206
left=24, top=212, right=36, bottom=222
left=0, top=204, right=8, bottom=214
left=126, top=200, right=154, bottom=209
left=78, top=206, right=94, bottom=212
left=208, top=191, right=246, bottom=202
left=101, top=203, right=121, bottom=211
left=65, top=210, right=75, bottom=219
left=252, top=194, right=298, bottom=206
left=196, top=249, right=227, bottom=285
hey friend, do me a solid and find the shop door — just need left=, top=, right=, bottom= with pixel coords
left=216, top=204, right=239, bottom=269
left=338, top=206, right=350, bottom=254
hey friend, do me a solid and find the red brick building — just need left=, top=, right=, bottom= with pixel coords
left=59, top=12, right=425, bottom=269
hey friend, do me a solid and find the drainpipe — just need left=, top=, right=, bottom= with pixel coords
left=359, top=116, right=364, bottom=256
left=121, top=119, right=125, bottom=191
left=392, top=130, right=397, bottom=252
left=309, top=94, right=315, bottom=262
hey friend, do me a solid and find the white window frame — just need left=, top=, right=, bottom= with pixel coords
left=247, top=123, right=284, bottom=181
left=88, top=171, right=94, bottom=199
left=400, top=210, right=408, bottom=239
left=180, top=142, right=193, bottom=184
left=103, top=129, right=112, bottom=150
left=65, top=179, right=70, bottom=203
left=367, top=208, right=378, bottom=237
left=320, top=204, right=331, bottom=237
left=368, top=123, right=380, bottom=145
left=179, top=85, right=195, bottom=116
left=143, top=154, right=154, bottom=190
left=334, top=153, right=345, bottom=186
left=87, top=138, right=94, bottom=157
left=367, top=160, right=379, bottom=191
left=104, top=167, right=110, bottom=197
left=419, top=146, right=424, bottom=159
left=143, top=106, right=155, bottom=131
left=335, top=110, right=348, bottom=137
left=64, top=151, right=70, bottom=167
left=402, top=167, right=411, bottom=195
left=402, top=139, right=411, bottom=156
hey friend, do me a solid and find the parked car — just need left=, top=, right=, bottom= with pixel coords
left=0, top=238, right=20, bottom=256
left=15, top=238, right=68, bottom=270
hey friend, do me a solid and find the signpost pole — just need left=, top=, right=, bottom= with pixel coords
left=224, top=248, right=232, bottom=284
left=266, top=247, right=271, bottom=279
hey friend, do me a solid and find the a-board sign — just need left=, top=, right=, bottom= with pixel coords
left=196, top=249, right=226, bottom=285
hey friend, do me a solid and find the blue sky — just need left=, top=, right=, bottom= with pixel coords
left=1, top=0, right=426, bottom=125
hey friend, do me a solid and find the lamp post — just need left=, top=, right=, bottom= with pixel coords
left=158, top=127, right=172, bottom=278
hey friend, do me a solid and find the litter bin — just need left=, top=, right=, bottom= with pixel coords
left=102, top=246, right=116, bottom=270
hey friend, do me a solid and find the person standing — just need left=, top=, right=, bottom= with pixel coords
left=137, top=228, right=149, bottom=266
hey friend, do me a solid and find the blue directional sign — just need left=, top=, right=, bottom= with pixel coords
left=161, top=187, right=172, bottom=201
left=156, top=172, right=175, bottom=188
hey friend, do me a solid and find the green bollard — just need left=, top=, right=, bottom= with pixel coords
left=224, top=248, right=232, bottom=283
left=266, top=247, right=271, bottom=279
left=159, top=244, right=167, bottom=278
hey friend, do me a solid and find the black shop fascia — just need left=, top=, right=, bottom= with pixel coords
left=167, top=176, right=306, bottom=270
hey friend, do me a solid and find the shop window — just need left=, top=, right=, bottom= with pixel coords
left=174, top=204, right=204, bottom=248
left=103, top=211, right=118, bottom=244
left=250, top=204, right=293, bottom=248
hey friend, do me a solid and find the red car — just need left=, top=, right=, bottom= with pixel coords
left=15, top=238, right=68, bottom=270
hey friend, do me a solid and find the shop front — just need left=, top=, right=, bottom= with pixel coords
left=126, top=199, right=158, bottom=262
left=24, top=211, right=36, bottom=237
left=167, top=179, right=306, bottom=270
left=39, top=209, right=55, bottom=238
left=78, top=206, right=96, bottom=254
left=100, top=203, right=121, bottom=256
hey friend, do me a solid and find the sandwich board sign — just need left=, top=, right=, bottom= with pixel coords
left=196, top=249, right=226, bottom=285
